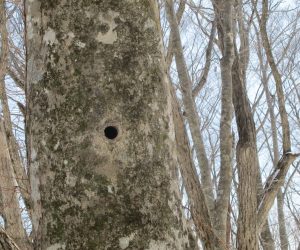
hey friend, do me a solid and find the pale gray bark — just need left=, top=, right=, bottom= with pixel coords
left=26, top=0, right=195, bottom=249
left=277, top=190, right=288, bottom=250
left=165, top=0, right=215, bottom=219
left=165, top=0, right=186, bottom=72
left=212, top=1, right=234, bottom=247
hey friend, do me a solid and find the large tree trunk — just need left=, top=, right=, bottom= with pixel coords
left=232, top=56, right=258, bottom=249
left=26, top=0, right=195, bottom=249
left=231, top=3, right=275, bottom=248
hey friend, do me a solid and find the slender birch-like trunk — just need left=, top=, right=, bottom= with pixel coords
left=165, top=0, right=215, bottom=219
left=213, top=1, right=234, bottom=247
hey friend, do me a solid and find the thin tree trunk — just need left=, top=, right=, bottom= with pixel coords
left=171, top=85, right=219, bottom=249
left=165, top=0, right=186, bottom=72
left=259, top=0, right=291, bottom=154
left=0, top=2, right=31, bottom=249
left=260, top=222, right=275, bottom=250
left=192, top=21, right=216, bottom=98
left=0, top=0, right=31, bottom=212
left=258, top=171, right=275, bottom=250
left=256, top=0, right=299, bottom=230
left=0, top=121, right=31, bottom=250
left=0, top=228, right=20, bottom=250
left=165, top=0, right=215, bottom=219
left=26, top=0, right=196, bottom=249
left=258, top=43, right=288, bottom=250
left=277, top=190, right=289, bottom=250
left=213, top=1, right=234, bottom=247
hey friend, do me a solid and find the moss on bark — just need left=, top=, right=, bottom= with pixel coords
left=27, top=0, right=194, bottom=249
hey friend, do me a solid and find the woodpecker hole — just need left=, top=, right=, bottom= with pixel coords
left=104, top=126, right=118, bottom=140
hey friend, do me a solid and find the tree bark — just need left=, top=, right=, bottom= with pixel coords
left=0, top=228, right=20, bottom=250
left=231, top=2, right=274, bottom=247
left=0, top=2, right=31, bottom=249
left=0, top=121, right=31, bottom=250
left=257, top=168, right=275, bottom=250
left=0, top=0, right=31, bottom=210
left=258, top=42, right=288, bottom=250
left=165, top=0, right=186, bottom=72
left=277, top=190, right=288, bottom=250
left=26, top=0, right=195, bottom=249
left=256, top=0, right=299, bottom=230
left=171, top=86, right=219, bottom=249
left=260, top=222, right=275, bottom=250
left=258, top=0, right=291, bottom=154
left=232, top=54, right=258, bottom=250
left=213, top=1, right=234, bottom=247
left=165, top=0, right=215, bottom=219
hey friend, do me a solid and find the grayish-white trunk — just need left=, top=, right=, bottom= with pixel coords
left=277, top=190, right=289, bottom=250
left=213, top=1, right=234, bottom=247
left=26, top=0, right=195, bottom=249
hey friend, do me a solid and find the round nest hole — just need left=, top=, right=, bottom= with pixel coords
left=104, top=126, right=118, bottom=140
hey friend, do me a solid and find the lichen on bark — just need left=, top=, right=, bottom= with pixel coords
left=26, top=0, right=195, bottom=249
